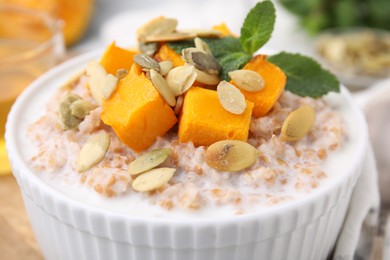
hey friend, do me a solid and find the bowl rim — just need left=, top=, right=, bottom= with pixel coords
left=5, top=50, right=369, bottom=226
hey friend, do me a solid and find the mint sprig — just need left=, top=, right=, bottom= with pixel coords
left=240, top=1, right=276, bottom=54
left=203, top=37, right=252, bottom=80
left=167, top=1, right=339, bottom=97
left=268, top=53, right=340, bottom=97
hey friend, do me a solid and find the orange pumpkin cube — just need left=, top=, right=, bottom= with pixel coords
left=101, top=65, right=177, bottom=152
left=231, top=55, right=286, bottom=118
left=212, top=23, right=236, bottom=37
left=154, top=44, right=185, bottom=67
left=178, top=87, right=253, bottom=147
left=100, top=42, right=138, bottom=75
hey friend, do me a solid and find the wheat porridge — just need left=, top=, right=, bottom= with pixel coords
left=26, top=11, right=353, bottom=218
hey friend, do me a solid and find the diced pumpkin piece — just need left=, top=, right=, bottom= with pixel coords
left=154, top=44, right=185, bottom=67
left=178, top=87, right=253, bottom=147
left=101, top=64, right=177, bottom=152
left=100, top=42, right=138, bottom=75
left=212, top=23, right=235, bottom=37
left=232, top=55, right=286, bottom=118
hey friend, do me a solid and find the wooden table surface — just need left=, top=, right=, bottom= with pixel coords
left=0, top=175, right=43, bottom=260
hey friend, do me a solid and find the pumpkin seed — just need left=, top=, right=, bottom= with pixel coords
left=194, top=37, right=212, bottom=54
left=59, top=94, right=83, bottom=130
left=228, top=70, right=265, bottom=92
left=143, top=32, right=196, bottom=43
left=128, top=148, right=172, bottom=176
left=166, top=64, right=196, bottom=96
left=116, top=68, right=128, bottom=79
left=70, top=99, right=96, bottom=119
left=180, top=29, right=222, bottom=38
left=194, top=68, right=220, bottom=85
left=101, top=74, right=119, bottom=100
left=139, top=42, right=159, bottom=56
left=86, top=60, right=107, bottom=105
left=134, top=54, right=160, bottom=72
left=217, top=81, right=246, bottom=114
left=281, top=105, right=316, bottom=142
left=150, top=69, right=176, bottom=106
left=137, top=17, right=178, bottom=42
left=182, top=47, right=221, bottom=75
left=205, top=140, right=259, bottom=172
left=158, top=60, right=173, bottom=76
left=173, top=95, right=184, bottom=115
left=77, top=132, right=110, bottom=173
left=132, top=167, right=175, bottom=192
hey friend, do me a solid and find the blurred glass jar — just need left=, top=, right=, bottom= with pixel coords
left=0, top=4, right=65, bottom=174
left=1, top=0, right=95, bottom=46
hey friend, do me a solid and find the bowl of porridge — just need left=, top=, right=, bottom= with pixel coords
left=5, top=2, right=369, bottom=260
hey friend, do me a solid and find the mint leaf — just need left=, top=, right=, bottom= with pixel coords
left=240, top=1, right=276, bottom=54
left=202, top=37, right=245, bottom=58
left=218, top=52, right=252, bottom=81
left=267, top=52, right=340, bottom=97
left=203, top=37, right=251, bottom=80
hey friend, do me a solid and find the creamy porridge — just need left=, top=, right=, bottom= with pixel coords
left=27, top=76, right=348, bottom=217
left=25, top=5, right=352, bottom=218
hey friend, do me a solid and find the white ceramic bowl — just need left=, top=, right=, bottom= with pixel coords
left=6, top=51, right=369, bottom=260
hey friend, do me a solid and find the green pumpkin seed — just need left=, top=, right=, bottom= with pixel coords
left=173, top=95, right=184, bottom=115
left=205, top=140, right=259, bottom=172
left=86, top=60, right=107, bottom=105
left=194, top=68, right=220, bottom=85
left=77, top=132, right=110, bottom=173
left=137, top=17, right=178, bottom=42
left=166, top=64, right=196, bottom=96
left=59, top=94, right=83, bottom=130
left=228, top=70, right=265, bottom=92
left=132, top=167, right=175, bottom=192
left=194, top=37, right=212, bottom=54
left=158, top=60, right=173, bottom=76
left=139, top=42, right=159, bottom=56
left=180, top=29, right=222, bottom=38
left=128, top=148, right=172, bottom=176
left=217, top=81, right=246, bottom=115
left=281, top=105, right=316, bottom=142
left=70, top=99, right=96, bottom=119
left=143, top=32, right=196, bottom=43
left=134, top=54, right=160, bottom=72
left=182, top=47, right=221, bottom=75
left=101, top=74, right=119, bottom=100
left=150, top=69, right=176, bottom=106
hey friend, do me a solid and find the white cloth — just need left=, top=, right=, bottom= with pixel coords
left=334, top=143, right=380, bottom=259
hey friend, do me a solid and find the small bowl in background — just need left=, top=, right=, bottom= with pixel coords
left=314, top=27, right=390, bottom=90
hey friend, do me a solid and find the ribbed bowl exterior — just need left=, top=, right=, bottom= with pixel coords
left=5, top=51, right=368, bottom=260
